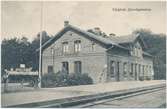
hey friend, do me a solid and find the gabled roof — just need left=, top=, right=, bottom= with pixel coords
left=109, top=34, right=147, bottom=49
left=110, top=34, right=138, bottom=44
left=37, top=25, right=129, bottom=51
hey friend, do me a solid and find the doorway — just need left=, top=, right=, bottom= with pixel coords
left=116, top=62, right=120, bottom=81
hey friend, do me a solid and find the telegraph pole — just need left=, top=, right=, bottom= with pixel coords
left=38, top=0, right=43, bottom=88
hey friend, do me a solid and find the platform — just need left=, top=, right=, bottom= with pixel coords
left=1, top=80, right=166, bottom=107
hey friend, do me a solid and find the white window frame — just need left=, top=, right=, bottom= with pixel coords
left=62, top=42, right=69, bottom=53
left=123, top=62, right=128, bottom=77
left=110, top=61, right=115, bottom=77
left=92, top=42, right=95, bottom=51
left=74, top=40, right=81, bottom=53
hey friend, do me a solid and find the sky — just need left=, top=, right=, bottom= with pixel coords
left=1, top=1, right=166, bottom=41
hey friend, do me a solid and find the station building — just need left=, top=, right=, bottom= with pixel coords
left=40, top=21, right=154, bottom=83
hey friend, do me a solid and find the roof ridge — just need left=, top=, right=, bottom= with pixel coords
left=36, top=24, right=130, bottom=51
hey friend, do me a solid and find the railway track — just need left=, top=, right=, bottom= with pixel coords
left=7, top=84, right=165, bottom=108
left=71, top=86, right=165, bottom=108
left=40, top=84, right=165, bottom=108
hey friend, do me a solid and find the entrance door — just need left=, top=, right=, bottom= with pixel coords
left=74, top=61, right=82, bottom=74
left=48, top=65, right=53, bottom=73
left=109, top=61, right=115, bottom=81
left=116, top=62, right=120, bottom=81
left=62, top=62, right=69, bottom=74
left=135, top=64, right=137, bottom=80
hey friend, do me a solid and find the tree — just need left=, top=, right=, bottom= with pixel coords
left=1, top=31, right=51, bottom=76
left=2, top=38, right=20, bottom=71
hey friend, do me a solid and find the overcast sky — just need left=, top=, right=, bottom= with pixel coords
left=1, top=1, right=166, bottom=41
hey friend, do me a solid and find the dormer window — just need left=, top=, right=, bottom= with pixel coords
left=62, top=42, right=68, bottom=53
left=74, top=40, right=81, bottom=53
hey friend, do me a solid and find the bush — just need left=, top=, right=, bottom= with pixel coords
left=146, top=76, right=151, bottom=80
left=139, top=76, right=144, bottom=81
left=41, top=71, right=93, bottom=88
left=41, top=71, right=68, bottom=88
left=67, top=73, right=93, bottom=86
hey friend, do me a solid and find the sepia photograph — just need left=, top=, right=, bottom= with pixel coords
left=1, top=0, right=166, bottom=108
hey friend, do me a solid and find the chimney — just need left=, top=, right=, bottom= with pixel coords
left=64, top=21, right=69, bottom=27
left=94, top=27, right=100, bottom=30
left=109, top=33, right=116, bottom=37
left=94, top=27, right=101, bottom=35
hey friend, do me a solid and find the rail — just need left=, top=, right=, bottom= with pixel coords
left=6, top=83, right=166, bottom=108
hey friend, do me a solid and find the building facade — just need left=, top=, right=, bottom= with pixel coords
left=40, top=21, right=154, bottom=83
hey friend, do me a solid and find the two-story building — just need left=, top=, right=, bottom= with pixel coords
left=40, top=21, right=154, bottom=83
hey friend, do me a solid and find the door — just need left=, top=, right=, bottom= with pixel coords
left=62, top=62, right=69, bottom=74
left=135, top=64, right=137, bottom=80
left=48, top=65, right=53, bottom=73
left=116, top=62, right=120, bottom=81
left=110, top=61, right=115, bottom=79
left=74, top=61, right=82, bottom=74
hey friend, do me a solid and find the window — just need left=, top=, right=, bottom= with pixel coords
left=139, top=48, right=142, bottom=57
left=130, top=50, right=133, bottom=56
left=146, top=65, right=148, bottom=76
left=139, top=64, right=141, bottom=75
left=92, top=42, right=95, bottom=51
left=131, top=47, right=136, bottom=56
left=62, top=42, right=68, bottom=53
left=150, top=66, right=153, bottom=76
left=134, top=47, right=136, bottom=56
left=142, top=65, right=145, bottom=76
left=136, top=47, right=143, bottom=57
left=74, top=40, right=81, bottom=53
left=135, top=64, right=137, bottom=73
left=74, top=61, right=82, bottom=73
left=136, top=48, right=138, bottom=57
left=117, top=62, right=120, bottom=74
left=62, top=62, right=69, bottom=74
left=134, top=47, right=143, bottom=57
left=51, top=48, right=54, bottom=55
left=141, top=49, right=143, bottom=57
left=132, top=46, right=142, bottom=57
left=116, top=62, right=120, bottom=81
left=123, top=63, right=127, bottom=76
left=149, top=66, right=151, bottom=73
left=135, top=64, right=138, bottom=80
left=48, top=66, right=53, bottom=73
left=130, top=63, right=133, bottom=76
left=110, top=61, right=115, bottom=77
